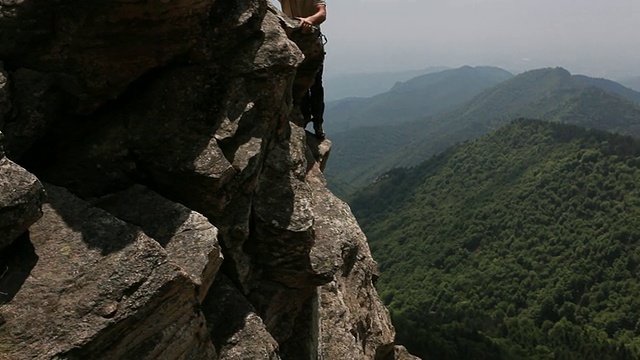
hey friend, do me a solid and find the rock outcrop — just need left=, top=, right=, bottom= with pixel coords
left=0, top=131, right=45, bottom=250
left=0, top=0, right=417, bottom=359
left=2, top=184, right=217, bottom=359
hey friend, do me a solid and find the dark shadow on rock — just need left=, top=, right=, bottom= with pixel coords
left=15, top=62, right=233, bottom=255
left=202, top=274, right=280, bottom=359
left=92, top=185, right=192, bottom=248
left=41, top=184, right=139, bottom=255
left=0, top=232, right=38, bottom=304
left=242, top=122, right=322, bottom=286
left=1, top=69, right=67, bottom=159
left=11, top=1, right=303, bottom=281
left=244, top=278, right=318, bottom=359
left=92, top=184, right=224, bottom=304
left=0, top=1, right=55, bottom=66
left=3, top=1, right=329, bottom=358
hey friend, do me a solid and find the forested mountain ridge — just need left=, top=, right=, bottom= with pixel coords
left=574, top=75, right=640, bottom=104
left=324, top=66, right=513, bottom=134
left=351, top=119, right=640, bottom=359
left=326, top=67, right=640, bottom=197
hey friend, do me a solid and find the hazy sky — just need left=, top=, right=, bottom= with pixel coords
left=272, top=0, right=640, bottom=79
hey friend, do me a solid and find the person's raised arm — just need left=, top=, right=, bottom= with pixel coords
left=299, top=4, right=326, bottom=33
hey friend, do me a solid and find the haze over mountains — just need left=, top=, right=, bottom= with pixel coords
left=575, top=75, right=640, bottom=104
left=620, top=76, right=640, bottom=92
left=324, top=66, right=513, bottom=133
left=324, top=66, right=640, bottom=197
left=323, top=66, right=448, bottom=101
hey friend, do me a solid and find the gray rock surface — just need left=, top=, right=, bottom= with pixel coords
left=306, top=133, right=332, bottom=172
left=93, top=185, right=224, bottom=303
left=0, top=0, right=418, bottom=359
left=203, top=274, right=280, bottom=360
left=0, top=185, right=216, bottom=359
left=0, top=133, right=44, bottom=249
left=307, top=162, right=397, bottom=359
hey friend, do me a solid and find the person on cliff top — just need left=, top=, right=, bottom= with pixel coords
left=279, top=0, right=327, bottom=139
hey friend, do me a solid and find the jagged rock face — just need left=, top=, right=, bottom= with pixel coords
left=92, top=184, right=224, bottom=303
left=0, top=0, right=415, bottom=359
left=1, top=185, right=217, bottom=359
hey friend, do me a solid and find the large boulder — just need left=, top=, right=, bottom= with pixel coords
left=0, top=132, right=44, bottom=249
left=93, top=184, right=223, bottom=303
left=0, top=185, right=216, bottom=359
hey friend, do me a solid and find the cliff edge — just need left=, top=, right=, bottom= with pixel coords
left=0, top=1, right=417, bottom=359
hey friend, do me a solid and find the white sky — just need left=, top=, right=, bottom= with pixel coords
left=271, top=0, right=640, bottom=79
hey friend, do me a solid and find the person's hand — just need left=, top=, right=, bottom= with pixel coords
left=298, top=17, right=313, bottom=33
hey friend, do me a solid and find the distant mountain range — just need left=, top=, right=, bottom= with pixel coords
left=324, top=66, right=513, bottom=133
left=323, top=66, right=448, bottom=101
left=325, top=67, right=640, bottom=197
left=350, top=119, right=640, bottom=359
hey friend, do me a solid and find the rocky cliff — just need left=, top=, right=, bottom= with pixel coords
left=0, top=1, right=416, bottom=359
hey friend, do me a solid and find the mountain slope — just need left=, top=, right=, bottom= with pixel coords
left=574, top=75, right=640, bottom=104
left=326, top=68, right=640, bottom=196
left=351, top=119, right=640, bottom=359
left=396, top=70, right=640, bottom=166
left=324, top=66, right=513, bottom=134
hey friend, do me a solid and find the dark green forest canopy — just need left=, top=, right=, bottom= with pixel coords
left=351, top=119, right=640, bottom=359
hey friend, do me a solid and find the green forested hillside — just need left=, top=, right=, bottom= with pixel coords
left=327, top=68, right=640, bottom=197
left=324, top=66, right=513, bottom=134
left=351, top=119, right=640, bottom=359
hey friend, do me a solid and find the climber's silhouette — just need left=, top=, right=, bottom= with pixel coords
left=279, top=0, right=327, bottom=139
